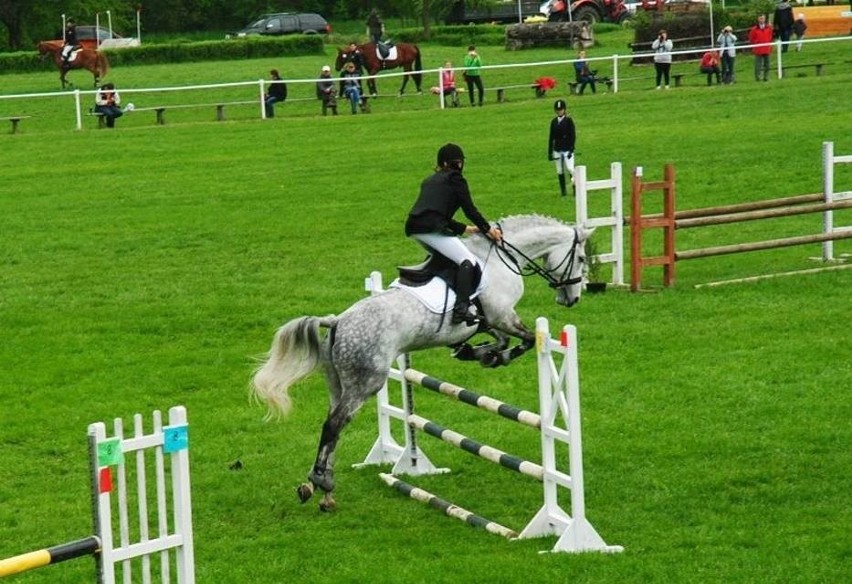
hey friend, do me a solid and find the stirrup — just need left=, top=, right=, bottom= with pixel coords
left=452, top=306, right=480, bottom=326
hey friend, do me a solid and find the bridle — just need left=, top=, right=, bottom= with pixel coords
left=490, top=226, right=583, bottom=289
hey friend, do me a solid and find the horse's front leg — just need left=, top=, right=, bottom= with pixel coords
left=368, top=77, right=377, bottom=97
left=479, top=313, right=536, bottom=368
left=451, top=329, right=509, bottom=361
left=481, top=337, right=535, bottom=368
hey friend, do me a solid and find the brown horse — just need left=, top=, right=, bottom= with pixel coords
left=335, top=42, right=422, bottom=96
left=38, top=40, right=109, bottom=89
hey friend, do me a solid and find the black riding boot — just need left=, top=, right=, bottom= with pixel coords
left=558, top=173, right=567, bottom=197
left=452, top=260, right=479, bottom=325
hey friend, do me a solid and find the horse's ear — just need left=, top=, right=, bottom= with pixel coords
left=579, top=226, right=596, bottom=241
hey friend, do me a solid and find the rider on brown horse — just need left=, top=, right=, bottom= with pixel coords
left=62, top=18, right=79, bottom=68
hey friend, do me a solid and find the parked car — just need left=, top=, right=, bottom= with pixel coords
left=226, top=13, right=331, bottom=38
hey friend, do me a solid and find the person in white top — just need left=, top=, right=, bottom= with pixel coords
left=651, top=29, right=673, bottom=90
left=716, top=25, right=737, bottom=84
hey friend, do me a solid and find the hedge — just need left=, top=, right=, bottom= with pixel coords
left=0, top=35, right=324, bottom=75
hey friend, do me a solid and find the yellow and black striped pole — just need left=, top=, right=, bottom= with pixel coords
left=0, top=536, right=99, bottom=578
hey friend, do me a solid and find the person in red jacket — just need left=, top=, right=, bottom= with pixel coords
left=748, top=14, right=774, bottom=82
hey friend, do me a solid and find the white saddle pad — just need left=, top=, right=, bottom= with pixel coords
left=376, top=46, right=398, bottom=61
left=389, top=277, right=484, bottom=315
left=390, top=278, right=455, bottom=314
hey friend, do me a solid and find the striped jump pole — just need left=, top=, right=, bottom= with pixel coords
left=0, top=537, right=99, bottom=578
left=379, top=474, right=518, bottom=540
left=404, top=369, right=541, bottom=429
left=407, top=414, right=545, bottom=481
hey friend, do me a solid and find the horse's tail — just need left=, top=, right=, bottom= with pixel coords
left=97, top=52, right=110, bottom=79
left=414, top=45, right=423, bottom=72
left=251, top=315, right=336, bottom=419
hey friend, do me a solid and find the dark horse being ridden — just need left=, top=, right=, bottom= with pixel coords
left=38, top=40, right=109, bottom=89
left=252, top=215, right=593, bottom=512
left=335, top=42, right=423, bottom=96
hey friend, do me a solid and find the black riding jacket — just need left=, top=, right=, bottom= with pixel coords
left=548, top=114, right=576, bottom=156
left=405, top=169, right=491, bottom=237
left=65, top=26, right=77, bottom=46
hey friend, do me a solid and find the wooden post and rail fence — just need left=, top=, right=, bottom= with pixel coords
left=629, top=141, right=852, bottom=290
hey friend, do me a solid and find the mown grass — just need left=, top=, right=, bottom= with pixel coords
left=0, top=29, right=850, bottom=584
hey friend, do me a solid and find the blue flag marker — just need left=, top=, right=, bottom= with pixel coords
left=163, top=424, right=189, bottom=453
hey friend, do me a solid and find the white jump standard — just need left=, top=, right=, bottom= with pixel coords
left=367, top=317, right=622, bottom=554
left=0, top=406, right=195, bottom=583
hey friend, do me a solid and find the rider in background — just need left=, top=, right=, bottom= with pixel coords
left=62, top=18, right=78, bottom=67
left=405, top=143, right=502, bottom=325
left=366, top=9, right=389, bottom=59
left=366, top=9, right=385, bottom=45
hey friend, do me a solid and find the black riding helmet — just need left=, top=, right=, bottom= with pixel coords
left=437, top=143, right=465, bottom=169
left=554, top=99, right=567, bottom=111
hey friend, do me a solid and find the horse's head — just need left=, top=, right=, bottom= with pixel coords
left=548, top=225, right=595, bottom=308
left=334, top=48, right=349, bottom=72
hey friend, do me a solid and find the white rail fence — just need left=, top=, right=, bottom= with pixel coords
left=0, top=36, right=848, bottom=129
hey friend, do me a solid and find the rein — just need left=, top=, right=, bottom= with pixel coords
left=491, top=226, right=582, bottom=289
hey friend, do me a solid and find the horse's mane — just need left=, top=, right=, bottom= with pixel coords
left=465, top=214, right=576, bottom=258
left=494, top=214, right=570, bottom=234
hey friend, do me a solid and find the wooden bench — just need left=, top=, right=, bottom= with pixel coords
left=87, top=110, right=107, bottom=128
left=781, top=63, right=826, bottom=77
left=493, top=84, right=538, bottom=103
left=133, top=101, right=258, bottom=125
left=568, top=78, right=613, bottom=95
left=1, top=115, right=31, bottom=134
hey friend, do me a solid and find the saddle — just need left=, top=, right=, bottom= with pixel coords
left=375, top=42, right=396, bottom=61
left=395, top=254, right=484, bottom=323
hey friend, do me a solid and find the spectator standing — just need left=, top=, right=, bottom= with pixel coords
left=699, top=50, right=722, bottom=86
left=316, top=65, right=337, bottom=116
left=717, top=25, right=737, bottom=84
left=339, top=61, right=363, bottom=114
left=573, top=50, right=596, bottom=95
left=547, top=99, right=576, bottom=197
left=748, top=15, right=774, bottom=81
left=463, top=45, right=484, bottom=107
left=264, top=69, right=287, bottom=118
left=773, top=0, right=795, bottom=53
left=95, top=83, right=123, bottom=128
left=651, top=29, right=673, bottom=90
left=793, top=13, right=807, bottom=52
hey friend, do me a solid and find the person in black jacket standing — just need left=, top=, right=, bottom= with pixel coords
left=405, top=143, right=502, bottom=325
left=547, top=99, right=576, bottom=197
left=773, top=0, right=795, bottom=53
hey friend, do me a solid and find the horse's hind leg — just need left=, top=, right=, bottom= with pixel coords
left=297, top=366, right=383, bottom=511
left=297, top=403, right=354, bottom=512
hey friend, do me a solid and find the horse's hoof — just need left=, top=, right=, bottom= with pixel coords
left=480, top=351, right=501, bottom=368
left=319, top=494, right=336, bottom=512
left=296, top=482, right=314, bottom=504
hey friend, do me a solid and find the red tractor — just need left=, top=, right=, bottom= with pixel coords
left=539, top=0, right=630, bottom=24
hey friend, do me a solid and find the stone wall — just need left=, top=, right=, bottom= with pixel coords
left=505, top=22, right=595, bottom=51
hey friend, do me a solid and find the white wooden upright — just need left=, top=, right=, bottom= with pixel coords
left=88, top=405, right=195, bottom=584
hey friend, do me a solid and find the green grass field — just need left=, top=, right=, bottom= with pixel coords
left=0, top=28, right=850, bottom=584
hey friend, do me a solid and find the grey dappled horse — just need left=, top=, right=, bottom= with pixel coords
left=252, top=215, right=593, bottom=511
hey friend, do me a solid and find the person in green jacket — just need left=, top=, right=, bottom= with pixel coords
left=463, top=45, right=484, bottom=107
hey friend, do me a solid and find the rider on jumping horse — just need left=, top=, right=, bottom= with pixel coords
left=405, top=144, right=503, bottom=325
